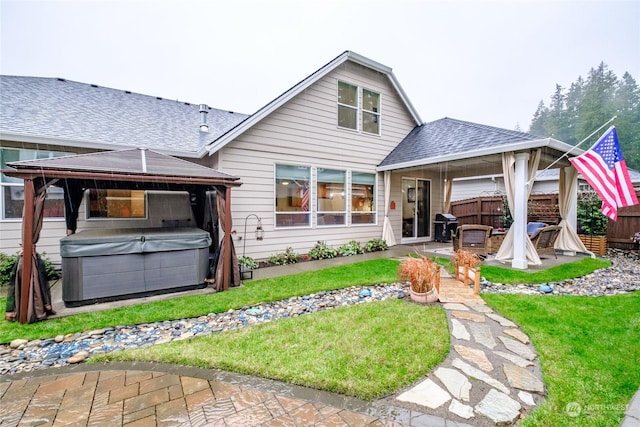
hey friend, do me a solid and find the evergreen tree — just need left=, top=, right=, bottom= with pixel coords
left=614, top=72, right=640, bottom=170
left=529, top=100, right=549, bottom=137
left=527, top=63, right=639, bottom=171
left=576, top=62, right=617, bottom=140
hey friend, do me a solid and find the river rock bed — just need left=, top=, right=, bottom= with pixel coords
left=0, top=283, right=409, bottom=376
left=481, top=249, right=640, bottom=296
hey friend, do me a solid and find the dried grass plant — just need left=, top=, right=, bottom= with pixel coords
left=398, top=254, right=440, bottom=293
left=453, top=249, right=482, bottom=269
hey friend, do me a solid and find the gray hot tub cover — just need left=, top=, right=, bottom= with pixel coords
left=60, top=228, right=211, bottom=258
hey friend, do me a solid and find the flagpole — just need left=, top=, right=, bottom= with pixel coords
left=528, top=115, right=617, bottom=186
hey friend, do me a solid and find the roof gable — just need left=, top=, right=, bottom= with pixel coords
left=205, top=51, right=423, bottom=154
left=0, top=76, right=249, bottom=156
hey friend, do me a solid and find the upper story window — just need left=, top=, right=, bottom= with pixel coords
left=337, top=81, right=381, bottom=135
left=362, top=89, right=380, bottom=134
left=337, top=81, right=358, bottom=130
left=1, top=148, right=68, bottom=220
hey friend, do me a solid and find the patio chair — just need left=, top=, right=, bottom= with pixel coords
left=530, top=225, right=562, bottom=259
left=527, top=222, right=547, bottom=236
left=452, top=225, right=493, bottom=257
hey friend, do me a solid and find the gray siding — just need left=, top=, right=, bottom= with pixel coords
left=218, top=62, right=417, bottom=259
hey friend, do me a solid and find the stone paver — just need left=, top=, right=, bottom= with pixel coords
left=390, top=276, right=547, bottom=426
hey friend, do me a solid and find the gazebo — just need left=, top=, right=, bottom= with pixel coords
left=3, top=148, right=242, bottom=324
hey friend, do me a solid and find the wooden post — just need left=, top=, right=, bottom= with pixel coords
left=223, top=186, right=232, bottom=291
left=19, top=179, right=35, bottom=324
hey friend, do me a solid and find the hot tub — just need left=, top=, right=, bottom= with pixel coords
left=60, top=228, right=211, bottom=306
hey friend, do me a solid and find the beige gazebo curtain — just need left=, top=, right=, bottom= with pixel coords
left=495, top=150, right=543, bottom=265
left=382, top=171, right=397, bottom=246
left=443, top=179, right=453, bottom=213
left=556, top=167, right=592, bottom=255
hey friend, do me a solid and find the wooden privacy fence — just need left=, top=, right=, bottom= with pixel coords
left=450, top=194, right=560, bottom=229
left=606, top=189, right=640, bottom=250
left=450, top=191, right=640, bottom=251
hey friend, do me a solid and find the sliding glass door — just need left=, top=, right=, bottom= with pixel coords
left=402, top=178, right=431, bottom=239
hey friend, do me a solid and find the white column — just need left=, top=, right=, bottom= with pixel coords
left=512, top=152, right=529, bottom=269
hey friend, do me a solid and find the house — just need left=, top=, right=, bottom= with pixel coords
left=449, top=167, right=640, bottom=201
left=2, top=51, right=587, bottom=271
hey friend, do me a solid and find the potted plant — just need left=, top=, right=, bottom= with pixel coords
left=238, top=256, right=258, bottom=280
left=398, top=254, right=441, bottom=303
left=452, top=249, right=482, bottom=294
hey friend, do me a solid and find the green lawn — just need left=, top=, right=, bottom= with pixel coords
left=0, top=258, right=400, bottom=343
left=92, top=298, right=450, bottom=400
left=3, top=253, right=636, bottom=426
left=484, top=292, right=640, bottom=426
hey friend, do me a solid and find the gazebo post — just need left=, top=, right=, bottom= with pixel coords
left=19, top=178, right=35, bottom=324
left=223, top=186, right=232, bottom=291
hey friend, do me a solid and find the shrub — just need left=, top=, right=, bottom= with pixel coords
left=337, top=241, right=364, bottom=257
left=0, top=253, right=19, bottom=287
left=238, top=256, right=258, bottom=270
left=0, top=252, right=60, bottom=287
left=577, top=191, right=608, bottom=236
left=364, top=238, right=388, bottom=253
left=308, top=241, right=338, bottom=260
left=268, top=247, right=299, bottom=265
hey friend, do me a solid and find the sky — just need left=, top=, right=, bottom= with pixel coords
left=1, top=0, right=639, bottom=131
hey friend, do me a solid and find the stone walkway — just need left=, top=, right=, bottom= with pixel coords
left=389, top=273, right=546, bottom=426
left=0, top=274, right=546, bottom=426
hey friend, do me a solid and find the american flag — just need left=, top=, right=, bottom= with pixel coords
left=301, top=186, right=309, bottom=211
left=569, top=126, right=638, bottom=220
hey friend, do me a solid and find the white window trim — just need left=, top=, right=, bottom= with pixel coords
left=316, top=168, right=347, bottom=228
left=273, top=163, right=312, bottom=229
left=350, top=170, right=378, bottom=226
left=337, top=81, right=359, bottom=132
left=1, top=147, right=69, bottom=221
left=337, top=81, right=382, bottom=135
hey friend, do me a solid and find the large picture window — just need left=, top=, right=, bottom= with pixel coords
left=88, top=189, right=146, bottom=219
left=351, top=172, right=376, bottom=224
left=0, top=148, right=67, bottom=220
left=317, top=168, right=346, bottom=226
left=275, top=164, right=311, bottom=227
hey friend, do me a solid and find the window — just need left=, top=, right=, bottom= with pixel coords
left=351, top=172, right=376, bottom=224
left=337, top=81, right=381, bottom=134
left=1, top=148, right=67, bottom=220
left=88, top=189, right=146, bottom=219
left=317, top=168, right=346, bottom=226
left=275, top=164, right=311, bottom=227
left=362, top=89, right=380, bottom=134
left=337, top=81, right=358, bottom=130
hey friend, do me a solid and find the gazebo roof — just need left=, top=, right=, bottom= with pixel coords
left=3, top=148, right=241, bottom=188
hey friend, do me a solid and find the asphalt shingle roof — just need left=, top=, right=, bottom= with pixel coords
left=0, top=76, right=249, bottom=154
left=379, top=117, right=544, bottom=167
